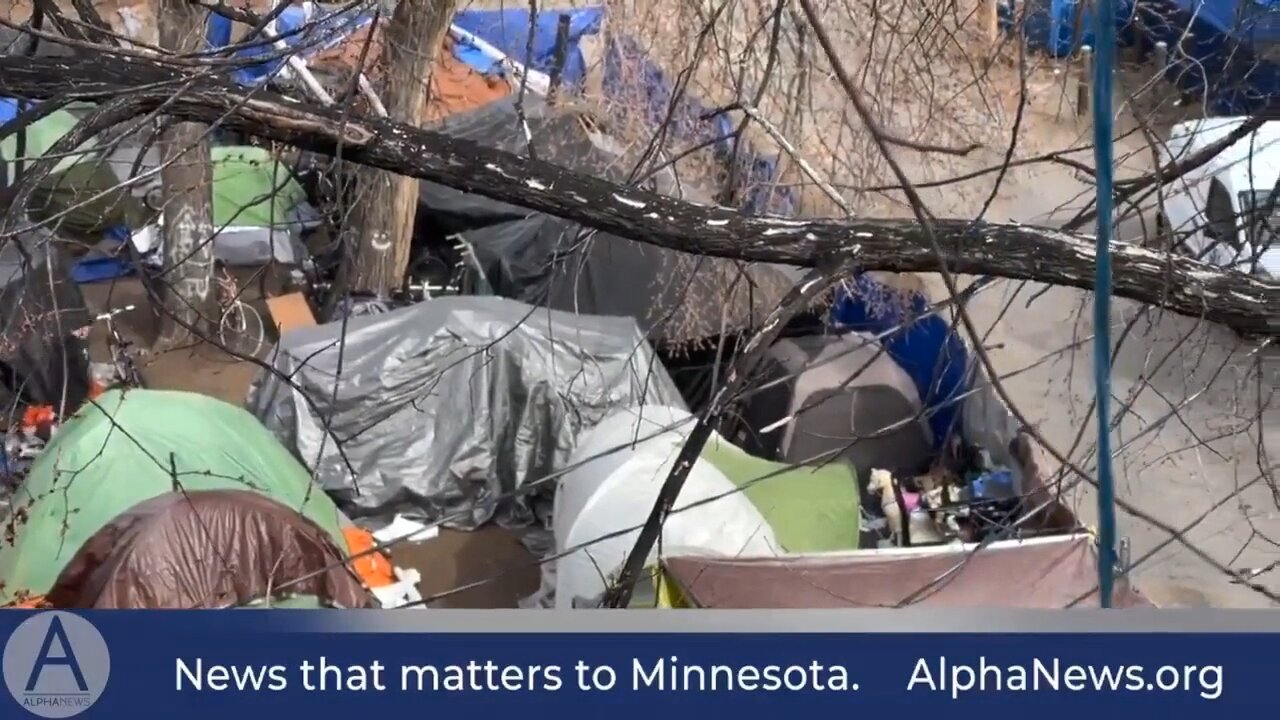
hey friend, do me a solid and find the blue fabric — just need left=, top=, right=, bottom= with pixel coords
left=829, top=274, right=970, bottom=448
left=1020, top=0, right=1136, bottom=57
left=451, top=7, right=605, bottom=85
left=1137, top=0, right=1280, bottom=114
left=104, top=225, right=132, bottom=244
left=601, top=35, right=796, bottom=216
left=205, top=7, right=600, bottom=87
left=0, top=97, right=19, bottom=126
left=206, top=12, right=233, bottom=49
left=205, top=7, right=373, bottom=86
left=72, top=256, right=134, bottom=284
left=971, top=468, right=1017, bottom=500
left=1016, top=0, right=1280, bottom=114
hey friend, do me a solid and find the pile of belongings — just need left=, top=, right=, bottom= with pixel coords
left=866, top=442, right=1024, bottom=547
left=2, top=405, right=59, bottom=479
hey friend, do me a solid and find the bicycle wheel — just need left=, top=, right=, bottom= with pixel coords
left=114, top=353, right=147, bottom=389
left=219, top=301, right=266, bottom=358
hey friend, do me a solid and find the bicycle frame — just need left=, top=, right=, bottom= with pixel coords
left=90, top=306, right=146, bottom=390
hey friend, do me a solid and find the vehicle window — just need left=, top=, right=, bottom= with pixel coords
left=1204, top=180, right=1240, bottom=248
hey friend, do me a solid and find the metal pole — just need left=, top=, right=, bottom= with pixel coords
left=1077, top=45, right=1093, bottom=117
left=547, top=14, right=572, bottom=105
left=1154, top=40, right=1169, bottom=77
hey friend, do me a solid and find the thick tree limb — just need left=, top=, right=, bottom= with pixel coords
left=1, top=53, right=1276, bottom=335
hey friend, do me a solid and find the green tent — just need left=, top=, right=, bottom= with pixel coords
left=2, top=111, right=307, bottom=234
left=700, top=434, right=861, bottom=553
left=0, top=104, right=100, bottom=185
left=209, top=146, right=311, bottom=228
left=0, top=388, right=350, bottom=606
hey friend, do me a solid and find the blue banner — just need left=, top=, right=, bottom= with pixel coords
left=1, top=611, right=1272, bottom=717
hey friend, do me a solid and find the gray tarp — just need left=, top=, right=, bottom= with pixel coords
left=411, top=97, right=798, bottom=346
left=246, top=295, right=685, bottom=528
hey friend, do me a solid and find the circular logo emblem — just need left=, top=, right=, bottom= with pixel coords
left=3, top=612, right=110, bottom=718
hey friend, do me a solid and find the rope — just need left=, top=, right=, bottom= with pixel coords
left=1089, top=1, right=1119, bottom=608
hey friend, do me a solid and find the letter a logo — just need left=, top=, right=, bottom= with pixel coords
left=4, top=612, right=111, bottom=718
left=25, top=618, right=88, bottom=693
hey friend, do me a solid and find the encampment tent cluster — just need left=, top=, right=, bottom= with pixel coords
left=0, top=2, right=1147, bottom=610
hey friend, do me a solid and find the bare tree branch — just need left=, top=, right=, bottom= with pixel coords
left=0, top=52, right=1275, bottom=336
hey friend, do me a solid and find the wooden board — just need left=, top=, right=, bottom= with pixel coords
left=265, top=292, right=318, bottom=336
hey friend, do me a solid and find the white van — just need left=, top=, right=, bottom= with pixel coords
left=1155, top=117, right=1280, bottom=277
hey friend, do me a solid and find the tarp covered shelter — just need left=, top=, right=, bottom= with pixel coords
left=450, top=6, right=604, bottom=86
left=205, top=5, right=514, bottom=120
left=247, top=295, right=686, bottom=527
left=659, top=534, right=1154, bottom=608
left=0, top=228, right=92, bottom=414
left=0, top=389, right=370, bottom=609
left=552, top=404, right=860, bottom=608
left=413, top=96, right=798, bottom=346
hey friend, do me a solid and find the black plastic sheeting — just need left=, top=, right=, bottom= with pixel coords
left=0, top=230, right=92, bottom=418
left=411, top=97, right=799, bottom=346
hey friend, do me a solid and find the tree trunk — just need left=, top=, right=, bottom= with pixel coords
left=347, top=0, right=458, bottom=296
left=979, top=0, right=999, bottom=52
left=156, top=0, right=217, bottom=344
left=1, top=53, right=1276, bottom=335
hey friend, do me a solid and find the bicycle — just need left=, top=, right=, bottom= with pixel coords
left=216, top=266, right=267, bottom=357
left=74, top=305, right=147, bottom=390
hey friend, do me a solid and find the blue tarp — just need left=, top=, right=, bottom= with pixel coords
left=445, top=8, right=795, bottom=215
left=205, top=6, right=601, bottom=87
left=451, top=7, right=604, bottom=86
left=1012, top=0, right=1280, bottom=114
left=0, top=97, right=19, bottom=126
left=206, top=6, right=373, bottom=85
left=1137, top=0, right=1280, bottom=114
left=829, top=275, right=970, bottom=447
left=1018, top=0, right=1137, bottom=57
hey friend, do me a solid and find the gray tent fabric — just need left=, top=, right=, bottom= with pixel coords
left=720, top=330, right=934, bottom=549
left=412, top=97, right=797, bottom=346
left=0, top=228, right=92, bottom=416
left=725, top=331, right=932, bottom=479
left=246, top=296, right=686, bottom=528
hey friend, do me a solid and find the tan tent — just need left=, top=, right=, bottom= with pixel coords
left=660, top=534, right=1154, bottom=609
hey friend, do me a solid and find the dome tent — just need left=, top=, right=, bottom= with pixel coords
left=0, top=389, right=371, bottom=609
left=552, top=405, right=861, bottom=608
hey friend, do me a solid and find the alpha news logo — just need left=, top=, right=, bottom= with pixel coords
left=3, top=612, right=111, bottom=718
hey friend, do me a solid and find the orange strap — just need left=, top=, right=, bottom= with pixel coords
left=342, top=527, right=396, bottom=588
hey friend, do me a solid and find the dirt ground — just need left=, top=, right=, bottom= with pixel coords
left=892, top=87, right=1280, bottom=608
